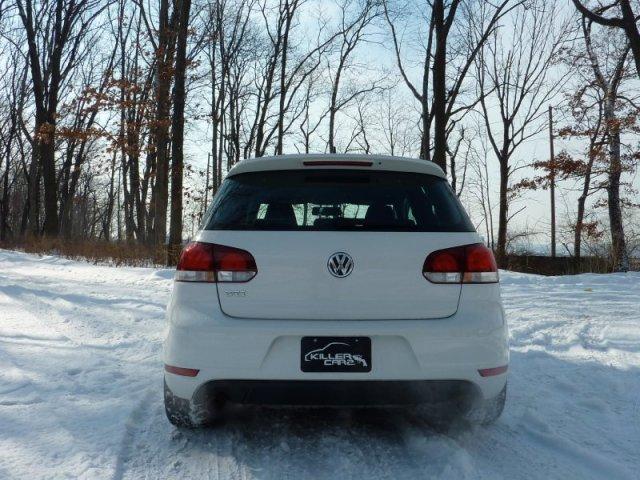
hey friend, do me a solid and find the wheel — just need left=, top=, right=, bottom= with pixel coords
left=466, top=383, right=506, bottom=425
left=164, top=379, right=222, bottom=428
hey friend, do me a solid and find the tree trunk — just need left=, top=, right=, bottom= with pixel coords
left=27, top=144, right=39, bottom=235
left=328, top=27, right=356, bottom=155
left=605, top=101, right=629, bottom=271
left=574, top=142, right=596, bottom=260
left=431, top=0, right=448, bottom=173
left=0, top=155, right=9, bottom=240
left=145, top=151, right=157, bottom=244
left=59, top=146, right=85, bottom=239
left=618, top=0, right=640, bottom=79
left=103, top=150, right=118, bottom=241
left=420, top=106, right=430, bottom=161
left=1, top=106, right=17, bottom=240
left=276, top=3, right=292, bottom=156
left=128, top=129, right=144, bottom=242
left=153, top=0, right=177, bottom=249
left=496, top=158, right=509, bottom=267
left=210, top=34, right=219, bottom=190
left=121, top=154, right=134, bottom=241
left=153, top=126, right=170, bottom=250
left=419, top=41, right=432, bottom=161
left=168, top=0, right=191, bottom=265
left=575, top=194, right=586, bottom=261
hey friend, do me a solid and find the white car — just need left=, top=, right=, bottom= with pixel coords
left=163, top=154, right=508, bottom=427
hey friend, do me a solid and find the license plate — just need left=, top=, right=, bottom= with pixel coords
left=301, top=336, right=371, bottom=373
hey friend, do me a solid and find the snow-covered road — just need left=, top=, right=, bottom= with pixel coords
left=0, top=250, right=638, bottom=479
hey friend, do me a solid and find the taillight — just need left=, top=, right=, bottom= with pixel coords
left=175, top=242, right=257, bottom=283
left=423, top=243, right=498, bottom=284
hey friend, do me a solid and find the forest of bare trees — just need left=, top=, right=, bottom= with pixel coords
left=0, top=0, right=638, bottom=269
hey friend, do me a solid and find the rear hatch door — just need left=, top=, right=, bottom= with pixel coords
left=201, top=168, right=480, bottom=320
left=204, top=231, right=478, bottom=320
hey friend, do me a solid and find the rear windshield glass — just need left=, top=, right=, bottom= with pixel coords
left=203, top=169, right=474, bottom=232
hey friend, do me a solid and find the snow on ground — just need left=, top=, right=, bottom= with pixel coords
left=0, top=249, right=638, bottom=480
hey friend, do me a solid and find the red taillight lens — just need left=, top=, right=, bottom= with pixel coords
left=423, top=243, right=498, bottom=284
left=177, top=242, right=216, bottom=273
left=213, top=244, right=257, bottom=282
left=463, top=243, right=499, bottom=283
left=175, top=242, right=257, bottom=283
left=423, top=247, right=465, bottom=283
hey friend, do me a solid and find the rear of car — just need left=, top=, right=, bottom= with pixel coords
left=163, top=154, right=508, bottom=427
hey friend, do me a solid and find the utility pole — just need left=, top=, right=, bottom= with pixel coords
left=204, top=152, right=211, bottom=213
left=548, top=106, right=556, bottom=258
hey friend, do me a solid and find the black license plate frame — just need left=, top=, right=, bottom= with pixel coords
left=301, top=336, right=372, bottom=373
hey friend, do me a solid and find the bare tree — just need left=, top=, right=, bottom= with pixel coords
left=383, top=0, right=521, bottom=173
left=205, top=0, right=255, bottom=190
left=352, top=97, right=372, bottom=153
left=555, top=118, right=607, bottom=261
left=118, top=2, right=156, bottom=243
left=148, top=0, right=178, bottom=248
left=297, top=73, right=327, bottom=153
left=579, top=17, right=632, bottom=270
left=15, top=0, right=111, bottom=236
left=476, top=0, right=570, bottom=265
left=572, top=0, right=640, bottom=79
left=57, top=28, right=120, bottom=239
left=0, top=48, right=28, bottom=240
left=327, top=0, right=380, bottom=153
left=447, top=125, right=472, bottom=196
left=257, top=0, right=337, bottom=156
left=467, top=128, right=496, bottom=249
left=373, top=88, right=417, bottom=156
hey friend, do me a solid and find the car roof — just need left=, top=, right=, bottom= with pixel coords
left=226, top=154, right=446, bottom=179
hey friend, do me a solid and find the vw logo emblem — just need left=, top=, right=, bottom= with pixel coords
left=327, top=252, right=354, bottom=278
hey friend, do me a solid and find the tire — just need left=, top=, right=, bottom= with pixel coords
left=164, top=379, right=222, bottom=428
left=466, top=383, right=506, bottom=425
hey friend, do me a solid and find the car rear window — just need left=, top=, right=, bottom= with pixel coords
left=203, top=169, right=474, bottom=232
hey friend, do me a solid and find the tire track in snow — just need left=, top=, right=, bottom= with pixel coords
left=221, top=424, right=252, bottom=480
left=114, top=403, right=252, bottom=480
left=521, top=424, right=636, bottom=480
left=112, top=388, right=156, bottom=480
left=214, top=406, right=431, bottom=480
left=0, top=253, right=169, bottom=480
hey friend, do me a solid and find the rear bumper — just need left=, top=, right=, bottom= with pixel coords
left=163, top=283, right=508, bottom=403
left=187, top=379, right=481, bottom=407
